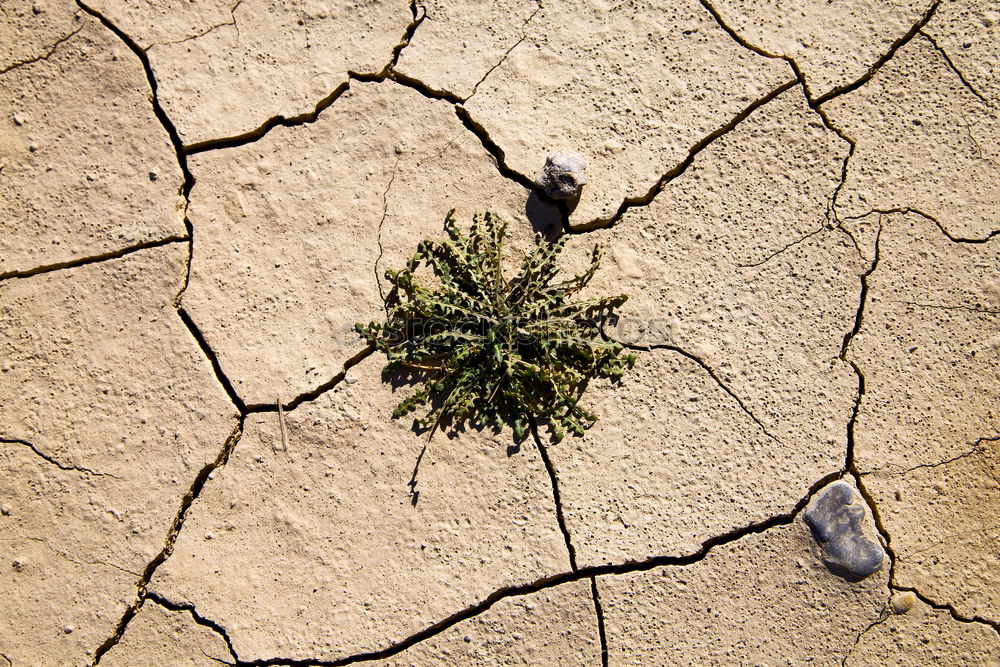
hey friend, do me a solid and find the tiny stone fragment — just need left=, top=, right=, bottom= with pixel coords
left=804, top=480, right=886, bottom=580
left=538, top=151, right=587, bottom=200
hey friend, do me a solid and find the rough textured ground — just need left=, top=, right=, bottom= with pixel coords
left=1, top=0, right=998, bottom=665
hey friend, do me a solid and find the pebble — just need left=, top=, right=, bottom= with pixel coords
left=537, top=151, right=587, bottom=200
left=12, top=114, right=24, bottom=126
left=890, top=591, right=917, bottom=614
left=803, top=480, right=886, bottom=580
left=28, top=143, right=39, bottom=153
left=0, top=504, right=10, bottom=515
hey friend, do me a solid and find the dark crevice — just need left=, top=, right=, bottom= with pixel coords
left=619, top=341, right=781, bottom=444
left=529, top=418, right=578, bottom=571
left=589, top=576, right=609, bottom=667
left=92, top=418, right=245, bottom=665
left=697, top=0, right=814, bottom=102
left=183, top=1, right=426, bottom=155
left=918, top=31, right=987, bottom=103
left=76, top=0, right=193, bottom=198
left=233, top=471, right=838, bottom=667
left=890, top=586, right=1000, bottom=636
left=567, top=78, right=798, bottom=233
left=861, top=435, right=999, bottom=477
left=839, top=223, right=881, bottom=476
left=842, top=207, right=999, bottom=244
left=0, top=436, right=115, bottom=478
left=835, top=224, right=899, bottom=630
left=0, top=236, right=188, bottom=284
left=177, top=307, right=247, bottom=413
left=183, top=81, right=351, bottom=154
left=453, top=106, right=538, bottom=191
left=384, top=0, right=427, bottom=75
left=147, top=592, right=240, bottom=664
left=0, top=21, right=83, bottom=74
left=244, top=344, right=376, bottom=414
left=813, top=0, right=941, bottom=106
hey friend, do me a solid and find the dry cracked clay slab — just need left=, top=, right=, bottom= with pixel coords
left=0, top=12, right=185, bottom=278
left=0, top=245, right=237, bottom=665
left=148, top=354, right=570, bottom=663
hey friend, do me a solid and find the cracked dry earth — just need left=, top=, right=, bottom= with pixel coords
left=1, top=0, right=999, bottom=664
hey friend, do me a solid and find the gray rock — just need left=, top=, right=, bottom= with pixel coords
left=803, top=480, right=886, bottom=580
left=538, top=151, right=587, bottom=200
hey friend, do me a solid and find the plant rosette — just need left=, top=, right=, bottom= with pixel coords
left=356, top=210, right=635, bottom=443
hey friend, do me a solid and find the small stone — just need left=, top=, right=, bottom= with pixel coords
left=463, top=635, right=472, bottom=643
left=890, top=591, right=917, bottom=614
left=28, top=142, right=39, bottom=152
left=32, top=3, right=43, bottom=15
left=0, top=504, right=10, bottom=515
left=12, top=559, right=24, bottom=572
left=148, top=170, right=158, bottom=181
left=537, top=151, right=587, bottom=200
left=12, top=114, right=24, bottom=126
left=803, top=480, right=886, bottom=580
left=63, top=625, right=74, bottom=634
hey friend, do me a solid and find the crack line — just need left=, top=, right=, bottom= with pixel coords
left=184, top=1, right=426, bottom=155
left=146, top=0, right=242, bottom=51
left=814, top=0, right=941, bottom=106
left=244, top=344, right=376, bottom=414
left=91, top=418, right=244, bottom=665
left=918, top=31, right=987, bottom=103
left=0, top=21, right=83, bottom=75
left=147, top=592, right=240, bottom=664
left=15, top=535, right=141, bottom=577
left=528, top=418, right=578, bottom=571
left=890, top=586, right=1000, bottom=636
left=861, top=435, right=1000, bottom=477
left=0, top=236, right=189, bottom=284
left=177, top=307, right=247, bottom=414
left=735, top=223, right=827, bottom=269
left=374, top=161, right=400, bottom=305
left=842, top=207, right=1000, bottom=244
left=618, top=342, right=781, bottom=444
left=568, top=78, right=798, bottom=233
left=462, top=2, right=542, bottom=102
left=589, top=576, right=609, bottom=667
left=0, top=436, right=116, bottom=478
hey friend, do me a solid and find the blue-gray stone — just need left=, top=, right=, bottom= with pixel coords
left=538, top=152, right=587, bottom=200
left=804, top=480, right=885, bottom=580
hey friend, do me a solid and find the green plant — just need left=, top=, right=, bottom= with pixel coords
left=356, top=210, right=635, bottom=442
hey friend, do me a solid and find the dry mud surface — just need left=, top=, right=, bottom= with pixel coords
left=1, top=0, right=998, bottom=665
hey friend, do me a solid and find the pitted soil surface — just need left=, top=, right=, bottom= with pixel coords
left=2, top=0, right=998, bottom=664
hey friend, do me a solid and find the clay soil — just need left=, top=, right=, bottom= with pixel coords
left=1, top=0, right=998, bottom=665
